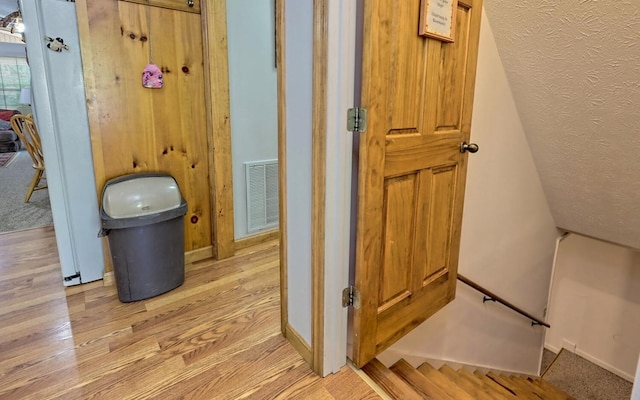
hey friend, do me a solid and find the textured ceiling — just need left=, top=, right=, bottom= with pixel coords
left=483, top=0, right=640, bottom=250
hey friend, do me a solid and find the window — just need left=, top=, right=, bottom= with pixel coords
left=0, top=56, right=30, bottom=112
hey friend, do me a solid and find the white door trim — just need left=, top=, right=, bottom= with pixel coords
left=321, top=0, right=357, bottom=375
left=20, top=0, right=104, bottom=285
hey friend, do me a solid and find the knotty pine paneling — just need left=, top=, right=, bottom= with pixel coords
left=77, top=0, right=212, bottom=260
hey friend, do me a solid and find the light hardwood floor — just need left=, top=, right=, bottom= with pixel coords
left=0, top=226, right=380, bottom=400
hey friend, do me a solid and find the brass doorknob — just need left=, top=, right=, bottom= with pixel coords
left=460, top=142, right=479, bottom=153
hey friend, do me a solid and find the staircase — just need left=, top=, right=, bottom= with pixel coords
left=363, top=359, right=576, bottom=400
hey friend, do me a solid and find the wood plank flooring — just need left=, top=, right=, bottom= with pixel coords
left=0, top=226, right=380, bottom=400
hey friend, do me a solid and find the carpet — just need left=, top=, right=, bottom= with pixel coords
left=543, top=348, right=633, bottom=400
left=0, top=150, right=53, bottom=233
left=0, top=151, right=16, bottom=167
left=541, top=348, right=556, bottom=375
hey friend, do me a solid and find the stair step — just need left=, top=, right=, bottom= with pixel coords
left=416, top=362, right=476, bottom=400
left=500, top=374, right=539, bottom=394
left=390, top=359, right=455, bottom=400
left=361, top=358, right=578, bottom=400
left=485, top=372, right=532, bottom=398
left=438, top=365, right=512, bottom=400
left=486, top=372, right=545, bottom=399
left=527, top=376, right=577, bottom=400
left=501, top=375, right=556, bottom=399
left=509, top=375, right=559, bottom=399
left=467, top=370, right=517, bottom=398
left=361, top=359, right=423, bottom=400
left=457, top=368, right=516, bottom=399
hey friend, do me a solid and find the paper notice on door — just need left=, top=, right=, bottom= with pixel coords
left=419, top=0, right=458, bottom=42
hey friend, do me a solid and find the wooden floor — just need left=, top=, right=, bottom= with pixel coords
left=0, top=226, right=381, bottom=400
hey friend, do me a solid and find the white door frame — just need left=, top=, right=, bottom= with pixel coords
left=20, top=0, right=104, bottom=285
left=320, top=0, right=358, bottom=375
left=281, top=0, right=357, bottom=376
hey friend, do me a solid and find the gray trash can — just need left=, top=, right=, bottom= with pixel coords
left=100, top=173, right=187, bottom=302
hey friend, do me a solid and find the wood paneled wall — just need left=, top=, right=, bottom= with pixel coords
left=75, top=0, right=235, bottom=267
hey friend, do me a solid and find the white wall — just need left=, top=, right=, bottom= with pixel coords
left=227, top=0, right=278, bottom=239
left=284, top=0, right=313, bottom=345
left=546, top=233, right=640, bottom=381
left=379, top=10, right=559, bottom=375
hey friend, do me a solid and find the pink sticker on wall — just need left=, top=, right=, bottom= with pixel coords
left=142, top=64, right=163, bottom=88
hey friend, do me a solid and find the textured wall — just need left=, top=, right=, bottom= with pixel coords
left=546, top=234, right=640, bottom=380
left=483, top=1, right=640, bottom=250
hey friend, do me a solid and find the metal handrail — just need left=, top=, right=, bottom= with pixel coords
left=457, top=273, right=550, bottom=328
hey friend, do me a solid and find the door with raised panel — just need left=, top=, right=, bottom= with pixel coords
left=350, top=0, right=483, bottom=367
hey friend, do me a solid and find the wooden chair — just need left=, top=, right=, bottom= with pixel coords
left=10, top=114, right=47, bottom=202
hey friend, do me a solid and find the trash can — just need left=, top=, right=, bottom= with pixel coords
left=100, top=173, right=187, bottom=302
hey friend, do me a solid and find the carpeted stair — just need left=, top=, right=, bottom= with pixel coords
left=363, top=358, right=576, bottom=399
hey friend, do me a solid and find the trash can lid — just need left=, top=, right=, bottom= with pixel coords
left=102, top=174, right=183, bottom=219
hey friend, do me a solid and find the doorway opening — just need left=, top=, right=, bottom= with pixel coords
left=0, top=3, right=52, bottom=234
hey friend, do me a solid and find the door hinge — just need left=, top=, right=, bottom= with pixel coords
left=64, top=273, right=81, bottom=282
left=347, top=107, right=367, bottom=133
left=342, top=285, right=360, bottom=308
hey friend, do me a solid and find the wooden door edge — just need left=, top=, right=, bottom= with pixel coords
left=200, top=0, right=235, bottom=260
left=276, top=0, right=289, bottom=340
left=311, top=0, right=329, bottom=377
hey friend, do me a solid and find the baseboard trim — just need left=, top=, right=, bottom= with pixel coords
left=234, top=230, right=279, bottom=251
left=544, top=343, right=561, bottom=355
left=64, top=278, right=108, bottom=293
left=103, top=271, right=115, bottom=286
left=185, top=245, right=214, bottom=264
left=284, top=323, right=313, bottom=367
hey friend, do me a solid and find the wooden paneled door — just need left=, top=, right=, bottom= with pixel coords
left=350, top=0, right=483, bottom=367
left=75, top=0, right=234, bottom=265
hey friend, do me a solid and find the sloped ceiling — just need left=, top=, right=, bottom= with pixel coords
left=483, top=1, right=640, bottom=250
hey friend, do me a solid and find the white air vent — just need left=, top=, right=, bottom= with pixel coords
left=246, top=159, right=279, bottom=233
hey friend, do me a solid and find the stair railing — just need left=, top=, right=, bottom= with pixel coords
left=457, top=274, right=550, bottom=328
